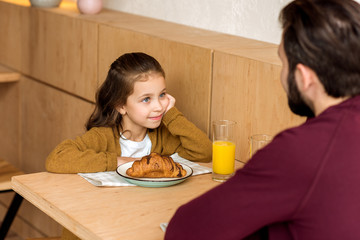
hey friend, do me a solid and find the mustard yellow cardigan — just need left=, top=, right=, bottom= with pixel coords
left=46, top=107, right=212, bottom=174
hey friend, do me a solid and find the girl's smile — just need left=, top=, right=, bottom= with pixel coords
left=149, top=114, right=163, bottom=121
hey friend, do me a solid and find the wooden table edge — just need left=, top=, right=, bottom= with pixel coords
left=11, top=173, right=101, bottom=240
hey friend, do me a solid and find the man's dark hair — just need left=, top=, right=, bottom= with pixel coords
left=280, top=0, right=360, bottom=97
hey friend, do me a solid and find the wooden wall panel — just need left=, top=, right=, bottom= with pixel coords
left=98, top=25, right=213, bottom=134
left=14, top=76, right=95, bottom=237
left=0, top=1, right=98, bottom=102
left=20, top=8, right=98, bottom=102
left=0, top=1, right=26, bottom=71
left=0, top=81, right=20, bottom=167
left=211, top=51, right=305, bottom=162
left=20, top=77, right=94, bottom=173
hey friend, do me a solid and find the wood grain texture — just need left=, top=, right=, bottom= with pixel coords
left=12, top=162, right=244, bottom=240
left=0, top=65, right=21, bottom=83
left=0, top=1, right=98, bottom=101
left=0, top=80, right=20, bottom=166
left=0, top=196, right=63, bottom=239
left=0, top=0, right=308, bottom=238
left=0, top=65, right=21, bottom=165
left=21, top=9, right=98, bottom=101
left=211, top=51, right=305, bottom=162
left=0, top=72, right=21, bottom=83
left=98, top=25, right=213, bottom=134
left=0, top=1, right=25, bottom=71
left=20, top=77, right=94, bottom=173
left=13, top=76, right=95, bottom=238
left=0, top=158, right=23, bottom=191
left=84, top=7, right=280, bottom=65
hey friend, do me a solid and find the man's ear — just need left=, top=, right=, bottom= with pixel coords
left=116, top=105, right=126, bottom=115
left=294, top=63, right=316, bottom=91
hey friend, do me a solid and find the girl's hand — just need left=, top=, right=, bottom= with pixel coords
left=117, top=156, right=140, bottom=166
left=165, top=93, right=176, bottom=113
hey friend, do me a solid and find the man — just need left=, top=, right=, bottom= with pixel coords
left=165, top=0, right=360, bottom=239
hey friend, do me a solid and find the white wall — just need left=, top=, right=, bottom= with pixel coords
left=102, top=0, right=290, bottom=44
left=102, top=0, right=360, bottom=45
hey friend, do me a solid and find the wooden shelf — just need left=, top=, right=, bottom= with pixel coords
left=0, top=72, right=21, bottom=83
left=0, top=65, right=21, bottom=83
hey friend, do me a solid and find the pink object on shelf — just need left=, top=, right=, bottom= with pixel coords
left=77, top=0, right=103, bottom=15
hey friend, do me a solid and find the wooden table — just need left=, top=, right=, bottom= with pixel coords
left=12, top=161, right=244, bottom=240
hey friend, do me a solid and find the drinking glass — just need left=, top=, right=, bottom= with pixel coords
left=212, top=120, right=237, bottom=182
left=249, top=134, right=273, bottom=157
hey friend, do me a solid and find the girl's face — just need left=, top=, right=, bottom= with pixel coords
left=118, top=73, right=169, bottom=132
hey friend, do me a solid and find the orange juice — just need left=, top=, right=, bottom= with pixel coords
left=212, top=141, right=236, bottom=175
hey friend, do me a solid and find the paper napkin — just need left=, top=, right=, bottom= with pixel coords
left=160, top=222, right=168, bottom=232
left=78, top=153, right=212, bottom=187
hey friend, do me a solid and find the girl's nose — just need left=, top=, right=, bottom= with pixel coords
left=152, top=99, right=163, bottom=111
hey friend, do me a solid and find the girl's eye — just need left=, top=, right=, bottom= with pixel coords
left=142, top=97, right=150, bottom=103
left=160, top=93, right=166, bottom=98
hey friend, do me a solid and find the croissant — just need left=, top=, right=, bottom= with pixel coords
left=126, top=152, right=187, bottom=178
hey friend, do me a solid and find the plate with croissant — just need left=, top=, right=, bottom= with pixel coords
left=116, top=152, right=193, bottom=188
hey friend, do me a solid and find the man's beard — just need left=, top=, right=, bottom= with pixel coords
left=287, top=70, right=315, bottom=118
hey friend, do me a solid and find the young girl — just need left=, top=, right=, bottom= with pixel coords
left=46, top=52, right=212, bottom=174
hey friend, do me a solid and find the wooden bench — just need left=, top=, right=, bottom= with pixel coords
left=0, top=158, right=24, bottom=239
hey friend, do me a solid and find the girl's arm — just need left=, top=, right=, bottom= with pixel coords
left=46, top=127, right=118, bottom=173
left=117, top=156, right=140, bottom=165
left=159, top=107, right=212, bottom=162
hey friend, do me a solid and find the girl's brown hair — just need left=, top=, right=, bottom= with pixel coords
left=86, top=52, right=165, bottom=133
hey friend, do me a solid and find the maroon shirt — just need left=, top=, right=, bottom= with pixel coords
left=165, top=96, right=360, bottom=240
